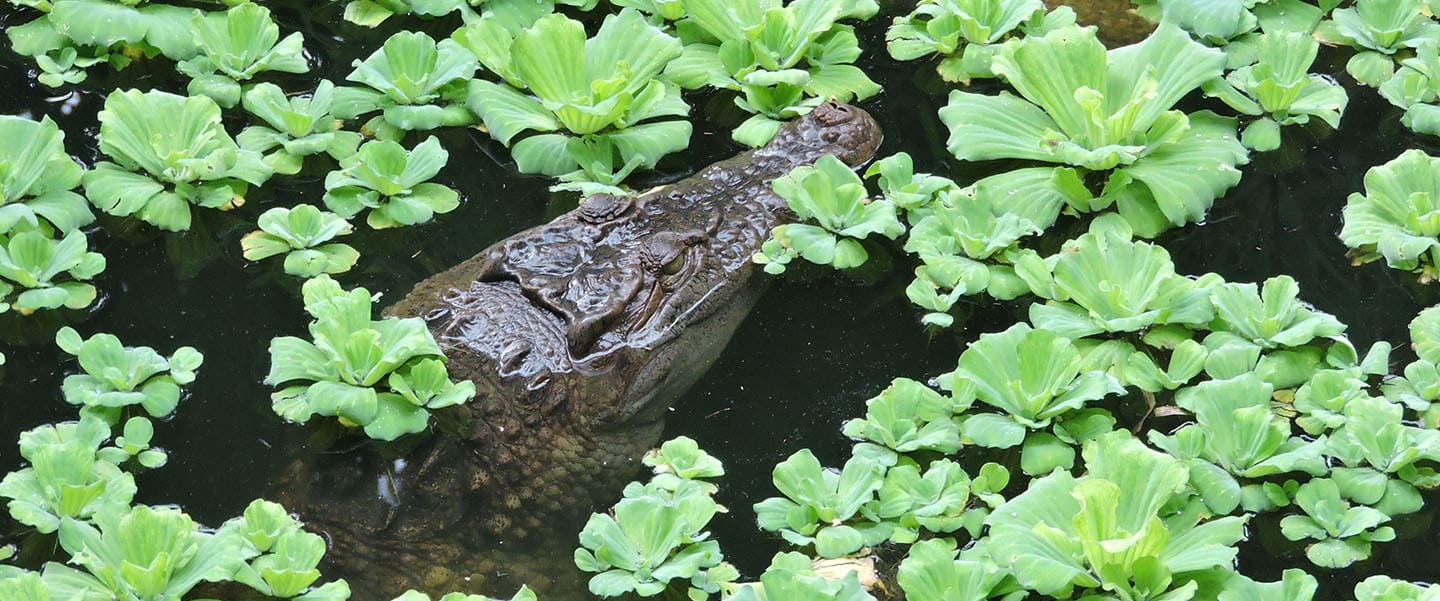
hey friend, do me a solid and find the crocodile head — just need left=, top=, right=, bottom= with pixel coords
left=389, top=101, right=881, bottom=429
left=300, top=103, right=881, bottom=599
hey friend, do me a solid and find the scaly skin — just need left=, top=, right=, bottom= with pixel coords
left=288, top=103, right=883, bottom=600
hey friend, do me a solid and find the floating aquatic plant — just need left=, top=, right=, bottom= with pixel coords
left=0, top=224, right=105, bottom=315
left=1025, top=226, right=1215, bottom=338
left=55, top=326, right=204, bottom=425
left=841, top=378, right=964, bottom=466
left=332, top=31, right=479, bottom=140
left=945, top=323, right=1123, bottom=474
left=753, top=155, right=903, bottom=274
left=664, top=0, right=881, bottom=147
left=238, top=82, right=363, bottom=175
left=576, top=437, right=736, bottom=599
left=175, top=2, right=309, bottom=108
left=984, top=431, right=1247, bottom=599
left=0, top=114, right=93, bottom=234
left=1353, top=576, right=1440, bottom=601
left=1379, top=43, right=1440, bottom=137
left=895, top=538, right=1019, bottom=601
left=241, top=205, right=359, bottom=278
left=939, top=24, right=1248, bottom=237
left=83, top=89, right=273, bottom=232
left=1279, top=478, right=1396, bottom=568
left=0, top=416, right=136, bottom=534
left=1314, top=0, right=1440, bottom=87
left=1131, top=0, right=1337, bottom=46
left=46, top=504, right=249, bottom=600
left=342, top=0, right=596, bottom=27
left=266, top=275, right=475, bottom=441
left=464, top=9, right=689, bottom=193
left=323, top=137, right=460, bottom=229
left=753, top=449, right=888, bottom=558
left=885, top=0, right=1075, bottom=83
left=4, top=0, right=215, bottom=87
left=1203, top=31, right=1348, bottom=151
left=873, top=459, right=1005, bottom=543
left=219, top=499, right=351, bottom=600
left=1340, top=149, right=1440, bottom=280
left=722, top=552, right=876, bottom=601
left=390, top=589, right=537, bottom=601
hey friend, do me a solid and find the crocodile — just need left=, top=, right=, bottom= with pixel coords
left=288, top=102, right=882, bottom=600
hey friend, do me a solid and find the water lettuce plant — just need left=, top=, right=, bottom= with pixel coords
left=574, top=483, right=732, bottom=598
left=242, top=205, right=359, bottom=278
left=1374, top=40, right=1440, bottom=142
left=239, top=82, right=363, bottom=175
left=1339, top=149, right=1440, bottom=279
left=83, top=89, right=273, bottom=232
left=391, top=590, right=537, bottom=601
left=323, top=137, right=459, bottom=229
left=0, top=114, right=93, bottom=234
left=333, top=31, right=478, bottom=140
left=1025, top=227, right=1215, bottom=338
left=753, top=155, right=903, bottom=274
left=946, top=323, right=1122, bottom=472
left=0, top=224, right=105, bottom=314
left=55, top=326, right=204, bottom=425
left=175, top=2, right=309, bottom=108
left=1148, top=375, right=1327, bottom=513
left=894, top=538, right=1019, bottom=601
left=0, top=416, right=136, bottom=534
left=1314, top=0, right=1440, bottom=87
left=219, top=499, right=351, bottom=600
left=983, top=430, right=1248, bottom=599
left=1131, top=0, right=1337, bottom=45
left=4, top=0, right=214, bottom=87
left=939, top=24, right=1248, bottom=237
left=841, top=377, right=964, bottom=467
left=884, top=0, right=1075, bottom=83
left=576, top=436, right=735, bottom=599
left=1353, top=576, right=1440, bottom=601
left=752, top=449, right=888, bottom=558
left=872, top=459, right=1005, bottom=542
left=722, top=552, right=876, bottom=601
left=46, top=504, right=249, bottom=600
left=342, top=0, right=595, bottom=27
left=464, top=9, right=690, bottom=192
left=1279, top=478, right=1396, bottom=568
left=1202, top=31, right=1348, bottom=151
left=664, top=0, right=881, bottom=147
left=266, top=275, right=476, bottom=441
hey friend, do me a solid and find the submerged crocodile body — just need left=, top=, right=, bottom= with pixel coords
left=291, top=102, right=882, bottom=600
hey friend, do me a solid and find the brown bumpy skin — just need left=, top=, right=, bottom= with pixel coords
left=287, top=102, right=882, bottom=600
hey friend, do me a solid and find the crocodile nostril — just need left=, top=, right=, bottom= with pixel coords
left=816, top=101, right=852, bottom=126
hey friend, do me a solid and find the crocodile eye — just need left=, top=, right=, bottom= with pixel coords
left=661, top=254, right=685, bottom=275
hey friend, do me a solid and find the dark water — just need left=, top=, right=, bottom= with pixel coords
left=1, top=1, right=1439, bottom=600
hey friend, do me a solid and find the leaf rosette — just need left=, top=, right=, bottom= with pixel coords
left=0, top=114, right=93, bottom=234
left=333, top=31, right=479, bottom=140
left=1314, top=0, right=1440, bottom=87
left=663, top=0, right=881, bottom=147
left=1202, top=31, right=1348, bottom=151
left=175, top=2, right=309, bottom=108
left=939, top=24, right=1249, bottom=237
left=82, top=89, right=273, bottom=232
left=265, top=275, right=476, bottom=441
left=55, top=326, right=204, bottom=425
left=238, top=82, right=363, bottom=175
left=241, top=204, right=359, bottom=278
left=323, top=137, right=460, bottom=229
left=0, top=223, right=105, bottom=315
left=885, top=0, right=1076, bottom=83
left=463, top=9, right=690, bottom=192
left=1340, top=149, right=1440, bottom=281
